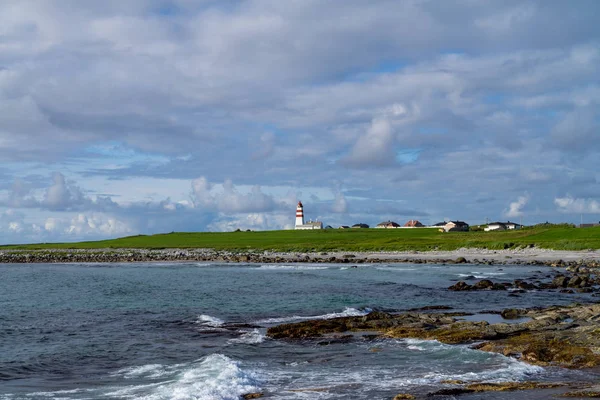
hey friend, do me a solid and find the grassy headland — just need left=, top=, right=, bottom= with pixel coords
left=2, top=225, right=599, bottom=252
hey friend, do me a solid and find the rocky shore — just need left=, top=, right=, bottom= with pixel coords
left=1, top=247, right=600, bottom=266
left=262, top=262, right=600, bottom=398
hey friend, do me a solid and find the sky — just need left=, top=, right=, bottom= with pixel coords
left=0, top=0, right=599, bottom=244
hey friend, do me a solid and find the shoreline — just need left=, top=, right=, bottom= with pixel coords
left=1, top=247, right=600, bottom=265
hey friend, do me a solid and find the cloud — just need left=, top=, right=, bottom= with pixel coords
left=505, top=195, right=529, bottom=218
left=0, top=1, right=599, bottom=242
left=555, top=196, right=600, bottom=214
left=341, top=118, right=396, bottom=168
left=191, top=177, right=280, bottom=213
left=331, top=190, right=348, bottom=213
left=44, top=172, right=87, bottom=210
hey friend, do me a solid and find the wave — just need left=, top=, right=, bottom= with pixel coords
left=106, top=354, right=261, bottom=400
left=258, top=264, right=330, bottom=270
left=374, top=267, right=417, bottom=272
left=228, top=329, right=266, bottom=345
left=256, top=307, right=372, bottom=324
left=397, top=339, right=543, bottom=384
left=196, top=314, right=225, bottom=327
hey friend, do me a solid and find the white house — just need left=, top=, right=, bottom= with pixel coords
left=444, top=221, right=469, bottom=232
left=485, top=221, right=522, bottom=232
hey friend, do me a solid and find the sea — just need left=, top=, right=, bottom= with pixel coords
left=1, top=262, right=598, bottom=400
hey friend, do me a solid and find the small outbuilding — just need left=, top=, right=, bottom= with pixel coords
left=352, top=223, right=370, bottom=229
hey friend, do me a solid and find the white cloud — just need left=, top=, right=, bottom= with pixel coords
left=555, top=196, right=600, bottom=214
left=191, top=177, right=279, bottom=213
left=341, top=118, right=396, bottom=168
left=332, top=190, right=348, bottom=213
left=505, top=195, right=529, bottom=218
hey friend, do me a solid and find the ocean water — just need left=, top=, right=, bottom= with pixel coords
left=1, top=262, right=598, bottom=399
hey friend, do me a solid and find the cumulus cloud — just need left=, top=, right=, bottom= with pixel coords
left=555, top=196, right=600, bottom=214
left=505, top=195, right=529, bottom=218
left=191, top=176, right=282, bottom=213
left=44, top=172, right=87, bottom=210
left=332, top=190, right=348, bottom=213
left=207, top=212, right=294, bottom=232
left=341, top=119, right=396, bottom=168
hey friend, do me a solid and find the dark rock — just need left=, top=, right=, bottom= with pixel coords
left=455, top=257, right=468, bottom=264
left=473, top=279, right=494, bottom=290
left=567, top=275, right=583, bottom=288
left=552, top=275, right=569, bottom=288
left=242, top=393, right=264, bottom=399
left=514, top=280, right=538, bottom=290
left=501, top=308, right=523, bottom=319
left=427, top=388, right=474, bottom=396
left=448, top=281, right=472, bottom=291
left=362, top=311, right=392, bottom=321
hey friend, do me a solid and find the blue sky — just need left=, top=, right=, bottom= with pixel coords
left=0, top=0, right=599, bottom=243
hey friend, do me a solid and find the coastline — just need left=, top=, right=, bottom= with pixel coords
left=1, top=247, right=600, bottom=265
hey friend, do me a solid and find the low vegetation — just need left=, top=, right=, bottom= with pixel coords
left=2, top=225, right=599, bottom=252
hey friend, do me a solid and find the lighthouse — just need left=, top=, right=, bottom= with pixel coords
left=295, top=201, right=305, bottom=227
left=294, top=201, right=323, bottom=230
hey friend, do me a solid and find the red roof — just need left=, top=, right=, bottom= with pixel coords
left=404, top=220, right=423, bottom=227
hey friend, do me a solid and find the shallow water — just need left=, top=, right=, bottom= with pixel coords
left=0, top=262, right=597, bottom=399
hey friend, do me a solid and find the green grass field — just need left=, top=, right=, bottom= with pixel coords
left=2, top=225, right=599, bottom=252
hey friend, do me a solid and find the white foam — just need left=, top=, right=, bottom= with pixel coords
left=374, top=267, right=417, bottom=272
left=112, top=363, right=185, bottom=379
left=105, top=354, right=262, bottom=400
left=394, top=339, right=543, bottom=385
left=258, top=264, right=329, bottom=270
left=196, top=314, right=225, bottom=327
left=228, top=329, right=266, bottom=344
left=256, top=307, right=372, bottom=324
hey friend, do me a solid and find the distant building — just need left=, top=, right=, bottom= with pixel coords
left=294, top=201, right=323, bottom=230
left=404, top=220, right=424, bottom=228
left=444, top=221, right=469, bottom=232
left=352, top=223, right=369, bottom=228
left=431, top=221, right=447, bottom=227
left=338, top=225, right=350, bottom=229
left=580, top=222, right=600, bottom=228
left=376, top=221, right=400, bottom=229
left=484, top=221, right=522, bottom=232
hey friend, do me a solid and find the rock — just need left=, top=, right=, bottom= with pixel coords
left=427, top=388, right=474, bottom=396
left=242, top=393, right=264, bottom=399
left=567, top=275, right=583, bottom=288
left=501, top=308, right=523, bottom=319
left=552, top=275, right=570, bottom=288
left=455, top=257, right=467, bottom=264
left=448, top=281, right=472, bottom=291
left=465, top=382, right=566, bottom=392
left=362, top=311, right=392, bottom=321
left=473, top=279, right=494, bottom=290
left=393, top=394, right=415, bottom=400
left=514, top=280, right=537, bottom=290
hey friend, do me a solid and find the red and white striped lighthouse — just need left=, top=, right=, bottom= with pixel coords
left=295, top=201, right=305, bottom=227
